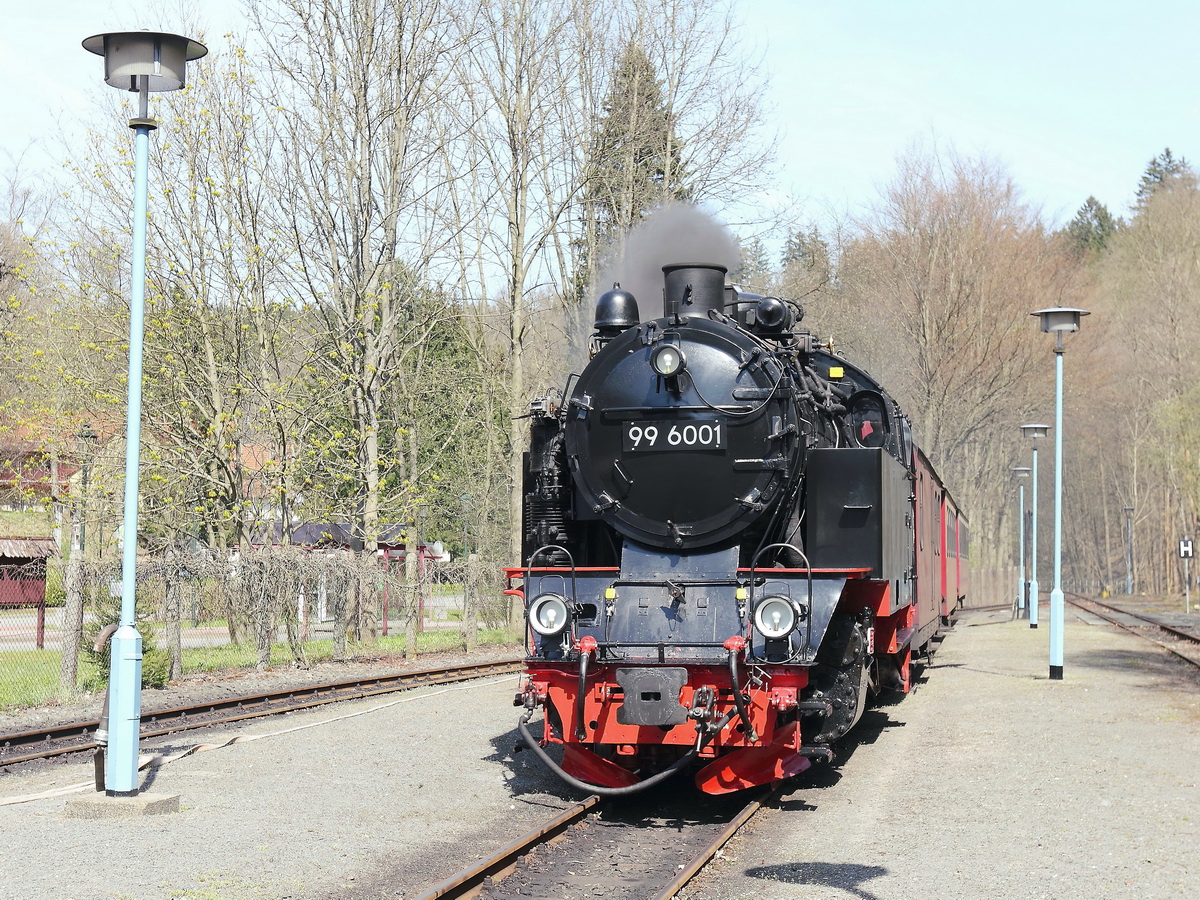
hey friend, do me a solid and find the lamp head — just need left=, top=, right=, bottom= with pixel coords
left=1021, top=423, right=1050, bottom=442
left=1012, top=466, right=1032, bottom=478
left=82, top=31, right=207, bottom=92
left=1031, top=306, right=1089, bottom=334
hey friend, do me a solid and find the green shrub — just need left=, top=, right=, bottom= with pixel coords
left=83, top=591, right=168, bottom=690
left=141, top=648, right=171, bottom=688
left=43, top=564, right=66, bottom=608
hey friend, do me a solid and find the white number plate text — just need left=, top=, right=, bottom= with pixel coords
left=622, top=420, right=726, bottom=452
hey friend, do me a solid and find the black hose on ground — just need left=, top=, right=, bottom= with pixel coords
left=92, top=623, right=119, bottom=792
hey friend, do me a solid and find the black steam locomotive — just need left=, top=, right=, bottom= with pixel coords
left=509, top=263, right=966, bottom=795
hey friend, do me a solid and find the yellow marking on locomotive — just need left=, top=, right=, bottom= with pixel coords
left=829, top=366, right=844, bottom=378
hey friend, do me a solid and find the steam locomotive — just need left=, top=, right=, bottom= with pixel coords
left=509, top=262, right=966, bottom=795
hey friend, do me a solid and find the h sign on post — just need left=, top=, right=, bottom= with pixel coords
left=1183, top=538, right=1195, bottom=615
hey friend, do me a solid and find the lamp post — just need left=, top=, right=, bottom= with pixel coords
left=1012, top=467, right=1031, bottom=617
left=1032, top=306, right=1089, bottom=681
left=83, top=31, right=207, bottom=797
left=1021, top=424, right=1049, bottom=629
left=1124, top=505, right=1134, bottom=595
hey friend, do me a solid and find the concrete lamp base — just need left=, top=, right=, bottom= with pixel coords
left=64, top=792, right=181, bottom=819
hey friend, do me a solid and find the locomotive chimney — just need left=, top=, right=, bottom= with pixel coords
left=662, top=263, right=727, bottom=319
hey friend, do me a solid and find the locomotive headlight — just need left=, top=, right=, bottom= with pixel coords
left=650, top=343, right=686, bottom=377
left=528, top=593, right=571, bottom=637
left=753, top=595, right=801, bottom=639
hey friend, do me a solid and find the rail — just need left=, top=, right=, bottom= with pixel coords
left=409, top=786, right=777, bottom=899
left=0, top=658, right=521, bottom=767
left=1065, top=594, right=1200, bottom=669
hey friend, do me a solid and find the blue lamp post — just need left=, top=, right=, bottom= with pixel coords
left=1012, top=466, right=1031, bottom=617
left=1020, top=424, right=1049, bottom=629
left=1124, top=505, right=1134, bottom=594
left=83, top=30, right=207, bottom=796
left=1032, top=306, right=1089, bottom=681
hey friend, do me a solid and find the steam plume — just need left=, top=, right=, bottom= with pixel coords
left=597, top=204, right=740, bottom=312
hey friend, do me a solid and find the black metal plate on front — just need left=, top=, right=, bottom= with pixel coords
left=615, top=667, right=689, bottom=726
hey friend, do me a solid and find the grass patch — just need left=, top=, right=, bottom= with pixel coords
left=1, top=627, right=520, bottom=710
left=385, top=626, right=516, bottom=654
left=0, top=508, right=51, bottom=538
left=0, top=650, right=101, bottom=708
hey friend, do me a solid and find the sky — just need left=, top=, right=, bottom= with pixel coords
left=738, top=0, right=1200, bottom=226
left=2, top=0, right=1198, bottom=231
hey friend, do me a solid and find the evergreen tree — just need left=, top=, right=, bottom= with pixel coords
left=779, top=225, right=832, bottom=302
left=729, top=236, right=772, bottom=289
left=574, top=42, right=690, bottom=300
left=1134, top=148, right=1197, bottom=212
left=1064, top=196, right=1121, bottom=255
left=588, top=42, right=689, bottom=236
left=782, top=226, right=830, bottom=272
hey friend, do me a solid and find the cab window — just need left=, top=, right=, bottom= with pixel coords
left=851, top=394, right=887, bottom=448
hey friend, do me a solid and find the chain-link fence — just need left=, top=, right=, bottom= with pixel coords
left=1, top=549, right=517, bottom=710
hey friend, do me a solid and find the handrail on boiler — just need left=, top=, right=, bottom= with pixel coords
left=748, top=542, right=815, bottom=663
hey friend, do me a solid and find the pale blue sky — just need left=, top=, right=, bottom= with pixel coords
left=741, top=0, right=1200, bottom=225
left=3, top=1, right=1196, bottom=230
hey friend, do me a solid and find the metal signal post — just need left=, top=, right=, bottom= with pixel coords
left=1181, top=538, right=1194, bottom=615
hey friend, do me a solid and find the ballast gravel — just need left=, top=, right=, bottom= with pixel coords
left=1, top=609, right=1198, bottom=899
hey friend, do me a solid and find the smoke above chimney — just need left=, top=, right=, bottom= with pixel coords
left=597, top=204, right=740, bottom=312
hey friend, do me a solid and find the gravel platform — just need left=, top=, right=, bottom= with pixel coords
left=681, top=608, right=1200, bottom=900
left=1, top=608, right=1198, bottom=899
left=0, top=667, right=575, bottom=900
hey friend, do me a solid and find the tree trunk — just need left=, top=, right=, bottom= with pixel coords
left=164, top=547, right=184, bottom=681
left=59, top=533, right=84, bottom=695
left=463, top=552, right=478, bottom=653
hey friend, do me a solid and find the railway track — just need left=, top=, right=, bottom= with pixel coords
left=412, top=785, right=777, bottom=900
left=0, top=658, right=521, bottom=768
left=1066, top=594, right=1200, bottom=668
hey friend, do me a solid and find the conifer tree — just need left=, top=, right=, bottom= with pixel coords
left=1134, top=148, right=1197, bottom=212
left=575, top=42, right=690, bottom=298
left=730, top=236, right=772, bottom=289
left=1064, top=196, right=1121, bottom=255
left=589, top=42, right=688, bottom=234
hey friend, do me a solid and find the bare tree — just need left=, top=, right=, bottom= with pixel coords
left=836, top=146, right=1085, bottom=571
left=248, top=0, right=467, bottom=556
left=627, top=0, right=776, bottom=210
left=1088, top=184, right=1200, bottom=592
left=448, top=0, right=599, bottom=575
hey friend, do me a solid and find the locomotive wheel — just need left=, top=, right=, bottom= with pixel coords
left=805, top=613, right=871, bottom=745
